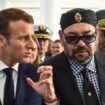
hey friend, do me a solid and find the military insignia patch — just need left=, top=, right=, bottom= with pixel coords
left=75, top=12, right=82, bottom=22
left=39, top=25, right=47, bottom=31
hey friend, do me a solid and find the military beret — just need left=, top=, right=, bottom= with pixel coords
left=60, top=8, right=97, bottom=30
left=96, top=9, right=105, bottom=31
left=34, top=24, right=53, bottom=40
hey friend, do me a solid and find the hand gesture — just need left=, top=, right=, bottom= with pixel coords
left=26, top=65, right=57, bottom=101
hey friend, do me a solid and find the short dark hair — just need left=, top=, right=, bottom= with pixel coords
left=54, top=39, right=63, bottom=46
left=0, top=8, right=34, bottom=38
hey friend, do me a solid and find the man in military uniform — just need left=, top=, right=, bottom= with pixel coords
left=96, top=9, right=105, bottom=52
left=35, top=25, right=53, bottom=62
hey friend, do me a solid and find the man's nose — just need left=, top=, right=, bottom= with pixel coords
left=76, top=39, right=86, bottom=46
left=27, top=38, right=36, bottom=50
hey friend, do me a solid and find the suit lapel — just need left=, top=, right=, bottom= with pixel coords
left=14, top=64, right=26, bottom=105
left=56, top=68, right=83, bottom=105
left=95, top=53, right=105, bottom=104
left=44, top=55, right=50, bottom=62
left=53, top=53, right=84, bottom=105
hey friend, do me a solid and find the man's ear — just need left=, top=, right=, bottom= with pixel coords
left=95, top=27, right=100, bottom=43
left=0, top=35, right=7, bottom=47
left=58, top=30, right=66, bottom=46
left=59, top=30, right=63, bottom=36
left=58, top=30, right=64, bottom=39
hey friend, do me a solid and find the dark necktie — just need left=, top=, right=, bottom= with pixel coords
left=3, top=68, right=14, bottom=105
left=82, top=68, right=99, bottom=105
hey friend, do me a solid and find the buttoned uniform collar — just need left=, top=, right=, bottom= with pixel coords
left=0, top=60, right=19, bottom=72
left=68, top=55, right=96, bottom=76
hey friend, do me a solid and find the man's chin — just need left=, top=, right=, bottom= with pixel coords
left=75, top=55, right=92, bottom=65
left=20, top=58, right=32, bottom=64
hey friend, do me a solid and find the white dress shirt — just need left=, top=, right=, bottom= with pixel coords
left=0, top=60, right=19, bottom=105
left=41, top=55, right=45, bottom=62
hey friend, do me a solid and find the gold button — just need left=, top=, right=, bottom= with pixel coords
left=88, top=92, right=92, bottom=96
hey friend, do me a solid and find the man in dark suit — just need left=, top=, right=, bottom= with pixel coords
left=27, top=8, right=105, bottom=105
left=0, top=8, right=55, bottom=105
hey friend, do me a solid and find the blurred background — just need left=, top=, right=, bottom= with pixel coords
left=0, top=0, right=104, bottom=40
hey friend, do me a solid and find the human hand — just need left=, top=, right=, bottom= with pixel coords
left=26, top=65, right=57, bottom=101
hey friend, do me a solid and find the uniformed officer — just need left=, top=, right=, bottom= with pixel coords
left=34, top=25, right=53, bottom=62
left=96, top=9, right=105, bottom=52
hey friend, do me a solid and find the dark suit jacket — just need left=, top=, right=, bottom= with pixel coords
left=42, top=52, right=105, bottom=105
left=44, top=53, right=51, bottom=62
left=13, top=63, right=45, bottom=105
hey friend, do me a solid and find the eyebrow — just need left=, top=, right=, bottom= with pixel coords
left=67, top=30, right=94, bottom=35
left=82, top=30, right=93, bottom=34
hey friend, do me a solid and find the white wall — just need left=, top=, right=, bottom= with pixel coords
left=0, top=0, right=105, bottom=40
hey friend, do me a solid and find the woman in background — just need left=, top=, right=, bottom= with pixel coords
left=31, top=35, right=41, bottom=65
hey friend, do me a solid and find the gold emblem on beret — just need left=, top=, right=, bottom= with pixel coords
left=75, top=12, right=82, bottom=22
left=39, top=25, right=47, bottom=31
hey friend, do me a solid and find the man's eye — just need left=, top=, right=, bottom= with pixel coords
left=20, top=37, right=28, bottom=41
left=33, top=36, right=36, bottom=41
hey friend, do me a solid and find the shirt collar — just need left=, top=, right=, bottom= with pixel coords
left=0, top=60, right=19, bottom=72
left=86, top=56, right=96, bottom=73
left=41, top=55, right=45, bottom=62
left=68, top=56, right=96, bottom=75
